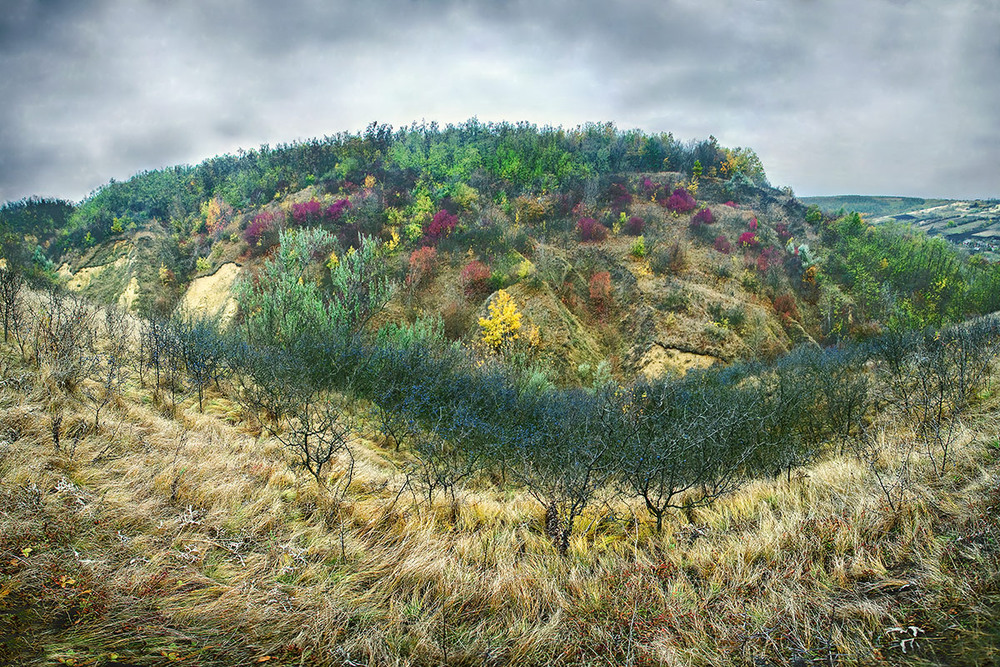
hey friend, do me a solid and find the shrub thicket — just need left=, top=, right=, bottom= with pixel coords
left=6, top=220, right=1000, bottom=555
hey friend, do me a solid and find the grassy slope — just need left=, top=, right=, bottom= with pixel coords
left=2, top=336, right=1000, bottom=666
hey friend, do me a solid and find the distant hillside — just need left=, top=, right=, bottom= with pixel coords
left=800, top=195, right=954, bottom=218
left=802, top=195, right=1000, bottom=260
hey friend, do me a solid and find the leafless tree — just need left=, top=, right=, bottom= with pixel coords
left=508, top=389, right=615, bottom=555
left=0, top=266, right=23, bottom=343
left=35, top=289, right=98, bottom=393
left=617, top=376, right=765, bottom=532
left=84, top=306, right=130, bottom=430
left=234, top=347, right=354, bottom=489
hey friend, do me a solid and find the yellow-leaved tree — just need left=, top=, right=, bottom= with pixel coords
left=479, top=289, right=521, bottom=354
left=200, top=196, right=233, bottom=235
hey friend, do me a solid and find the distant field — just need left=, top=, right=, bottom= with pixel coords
left=799, top=195, right=953, bottom=217
left=801, top=195, right=1000, bottom=260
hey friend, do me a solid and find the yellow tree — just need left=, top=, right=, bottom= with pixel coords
left=719, top=147, right=767, bottom=185
left=479, top=289, right=522, bottom=354
left=200, top=196, right=233, bottom=235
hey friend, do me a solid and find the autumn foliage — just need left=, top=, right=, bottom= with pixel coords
left=201, top=196, right=234, bottom=236
left=424, top=209, right=458, bottom=244
left=624, top=216, right=645, bottom=236
left=605, top=182, right=632, bottom=212
left=773, top=293, right=800, bottom=325
left=244, top=210, right=280, bottom=254
left=479, top=289, right=522, bottom=354
left=776, top=222, right=791, bottom=242
left=325, top=199, right=351, bottom=222
left=407, top=246, right=437, bottom=287
left=577, top=217, right=608, bottom=242
left=690, top=207, right=714, bottom=229
left=739, top=231, right=759, bottom=248
left=589, top=271, right=612, bottom=320
left=666, top=187, right=697, bottom=213
left=289, top=198, right=351, bottom=227
left=757, top=246, right=783, bottom=273
left=461, top=260, right=492, bottom=298
left=291, top=199, right=323, bottom=225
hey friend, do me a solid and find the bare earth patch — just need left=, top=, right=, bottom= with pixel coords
left=175, top=262, right=242, bottom=325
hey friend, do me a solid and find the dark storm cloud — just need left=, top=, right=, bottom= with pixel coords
left=0, top=0, right=997, bottom=203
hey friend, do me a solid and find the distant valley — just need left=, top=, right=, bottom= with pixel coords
left=802, top=195, right=1000, bottom=260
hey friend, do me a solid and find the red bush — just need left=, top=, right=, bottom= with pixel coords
left=724, top=201, right=738, bottom=208
left=739, top=231, right=758, bottom=248
left=407, top=246, right=437, bottom=287
left=577, top=217, right=608, bottom=242
left=773, top=293, right=800, bottom=324
left=624, top=216, right=645, bottom=236
left=690, top=207, right=714, bottom=229
left=325, top=198, right=351, bottom=222
left=460, top=260, right=492, bottom=298
left=666, top=188, right=697, bottom=213
left=589, top=271, right=612, bottom=320
left=714, top=235, right=731, bottom=254
left=425, top=209, right=458, bottom=243
left=606, top=182, right=632, bottom=212
left=776, top=222, right=791, bottom=242
left=244, top=211, right=280, bottom=254
left=290, top=199, right=322, bottom=225
left=757, top=246, right=782, bottom=273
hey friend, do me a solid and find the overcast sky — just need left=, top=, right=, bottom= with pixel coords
left=1, top=0, right=998, bottom=204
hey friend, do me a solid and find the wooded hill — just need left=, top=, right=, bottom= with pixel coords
left=4, top=120, right=1000, bottom=384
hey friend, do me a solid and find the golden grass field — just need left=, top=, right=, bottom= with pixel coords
left=2, top=337, right=999, bottom=666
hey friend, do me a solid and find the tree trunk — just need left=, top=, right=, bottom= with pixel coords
left=545, top=501, right=561, bottom=547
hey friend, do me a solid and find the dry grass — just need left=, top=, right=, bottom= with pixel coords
left=2, top=345, right=999, bottom=666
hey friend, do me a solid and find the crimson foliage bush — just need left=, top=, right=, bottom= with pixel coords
left=325, top=199, right=351, bottom=222
left=773, top=293, right=800, bottom=324
left=407, top=246, right=437, bottom=287
left=666, top=187, right=697, bottom=213
left=425, top=209, right=458, bottom=243
left=245, top=211, right=280, bottom=254
left=757, top=246, right=783, bottom=273
left=291, top=200, right=323, bottom=225
left=461, top=260, right=492, bottom=298
left=606, top=182, right=632, bottom=212
left=624, top=216, right=645, bottom=236
left=690, top=207, right=714, bottom=229
left=577, top=217, right=608, bottom=242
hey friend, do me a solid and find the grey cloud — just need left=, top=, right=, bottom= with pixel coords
left=0, top=0, right=997, bottom=202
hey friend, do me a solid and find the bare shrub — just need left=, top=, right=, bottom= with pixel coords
left=84, top=306, right=130, bottom=430
left=0, top=266, right=23, bottom=343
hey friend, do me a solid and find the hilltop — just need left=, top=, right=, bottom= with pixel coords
left=6, top=122, right=1000, bottom=383
left=3, top=123, right=793, bottom=383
